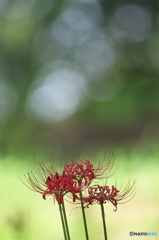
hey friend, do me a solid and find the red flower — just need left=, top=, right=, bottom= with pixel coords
left=64, top=152, right=115, bottom=186
left=80, top=180, right=136, bottom=211
left=22, top=163, right=82, bottom=204
left=21, top=154, right=119, bottom=205
left=64, top=160, right=95, bottom=186
left=43, top=175, right=79, bottom=204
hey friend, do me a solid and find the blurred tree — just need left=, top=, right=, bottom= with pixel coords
left=0, top=0, right=159, bottom=158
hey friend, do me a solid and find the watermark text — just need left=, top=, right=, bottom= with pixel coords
left=129, top=231, right=157, bottom=236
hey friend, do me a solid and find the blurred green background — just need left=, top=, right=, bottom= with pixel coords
left=0, top=0, right=159, bottom=239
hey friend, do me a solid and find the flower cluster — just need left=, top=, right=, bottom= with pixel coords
left=22, top=153, right=136, bottom=210
left=22, top=153, right=136, bottom=240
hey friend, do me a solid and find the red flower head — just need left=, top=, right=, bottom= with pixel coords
left=21, top=163, right=82, bottom=204
left=64, top=152, right=116, bottom=186
left=64, top=159, right=95, bottom=186
left=80, top=180, right=136, bottom=211
left=43, top=174, right=79, bottom=204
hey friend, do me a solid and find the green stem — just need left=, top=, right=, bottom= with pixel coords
left=59, top=204, right=68, bottom=240
left=100, top=203, right=108, bottom=240
left=62, top=201, right=71, bottom=240
left=79, top=192, right=89, bottom=240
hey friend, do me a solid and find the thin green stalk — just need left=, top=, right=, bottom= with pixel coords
left=59, top=204, right=68, bottom=240
left=79, top=192, right=89, bottom=240
left=100, top=203, right=108, bottom=240
left=62, top=201, right=71, bottom=240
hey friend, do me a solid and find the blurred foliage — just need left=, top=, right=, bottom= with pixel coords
left=0, top=0, right=159, bottom=159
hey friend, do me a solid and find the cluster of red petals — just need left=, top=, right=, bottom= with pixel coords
left=23, top=155, right=116, bottom=204
left=43, top=173, right=81, bottom=204
left=22, top=166, right=78, bottom=204
left=79, top=185, right=119, bottom=210
left=23, top=154, right=135, bottom=208
left=41, top=159, right=99, bottom=204
left=79, top=180, right=136, bottom=211
left=64, top=159, right=95, bottom=186
left=64, top=153, right=115, bottom=185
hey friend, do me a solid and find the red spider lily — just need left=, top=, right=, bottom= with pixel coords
left=64, top=152, right=116, bottom=186
left=21, top=163, right=83, bottom=204
left=64, top=160, right=95, bottom=186
left=43, top=176, right=81, bottom=204
left=79, top=180, right=136, bottom=211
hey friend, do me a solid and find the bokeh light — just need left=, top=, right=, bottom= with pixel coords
left=110, top=4, right=152, bottom=42
left=25, top=65, right=87, bottom=122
